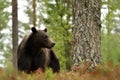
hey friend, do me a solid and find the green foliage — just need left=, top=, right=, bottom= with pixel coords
left=0, top=0, right=11, bottom=67
left=43, top=0, right=72, bottom=70
left=101, top=0, right=120, bottom=66
left=45, top=68, right=55, bottom=80
left=0, top=0, right=10, bottom=30
left=102, top=33, right=120, bottom=65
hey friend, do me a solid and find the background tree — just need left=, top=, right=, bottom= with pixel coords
left=72, top=0, right=102, bottom=68
left=33, top=0, right=36, bottom=27
left=12, top=0, right=18, bottom=68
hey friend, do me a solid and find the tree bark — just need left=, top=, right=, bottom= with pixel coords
left=12, top=0, right=18, bottom=68
left=33, top=0, right=36, bottom=27
left=72, top=0, right=102, bottom=68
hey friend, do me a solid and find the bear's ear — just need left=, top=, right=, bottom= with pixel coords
left=44, top=28, right=47, bottom=32
left=31, top=27, right=37, bottom=33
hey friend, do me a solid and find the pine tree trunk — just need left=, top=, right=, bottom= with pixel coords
left=72, top=0, right=102, bottom=68
left=33, top=0, right=36, bottom=27
left=12, top=0, right=18, bottom=68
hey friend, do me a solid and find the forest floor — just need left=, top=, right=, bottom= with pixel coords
left=0, top=62, right=120, bottom=80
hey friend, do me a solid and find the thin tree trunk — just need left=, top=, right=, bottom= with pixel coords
left=12, top=0, right=18, bottom=68
left=33, top=0, right=36, bottom=27
left=72, top=0, right=102, bottom=68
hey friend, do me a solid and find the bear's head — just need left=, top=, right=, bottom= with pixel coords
left=31, top=27, right=55, bottom=48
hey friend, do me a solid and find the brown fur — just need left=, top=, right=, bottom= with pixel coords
left=17, top=27, right=60, bottom=73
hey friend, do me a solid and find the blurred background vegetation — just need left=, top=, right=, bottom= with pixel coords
left=0, top=0, right=120, bottom=72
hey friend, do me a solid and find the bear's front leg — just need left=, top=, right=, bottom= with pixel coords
left=48, top=50, right=60, bottom=73
left=18, top=55, right=32, bottom=73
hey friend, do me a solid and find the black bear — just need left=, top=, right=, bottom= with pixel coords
left=17, top=27, right=60, bottom=73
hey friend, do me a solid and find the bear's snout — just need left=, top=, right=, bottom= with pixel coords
left=48, top=42, right=55, bottom=48
left=52, top=43, right=55, bottom=47
left=48, top=38, right=55, bottom=48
